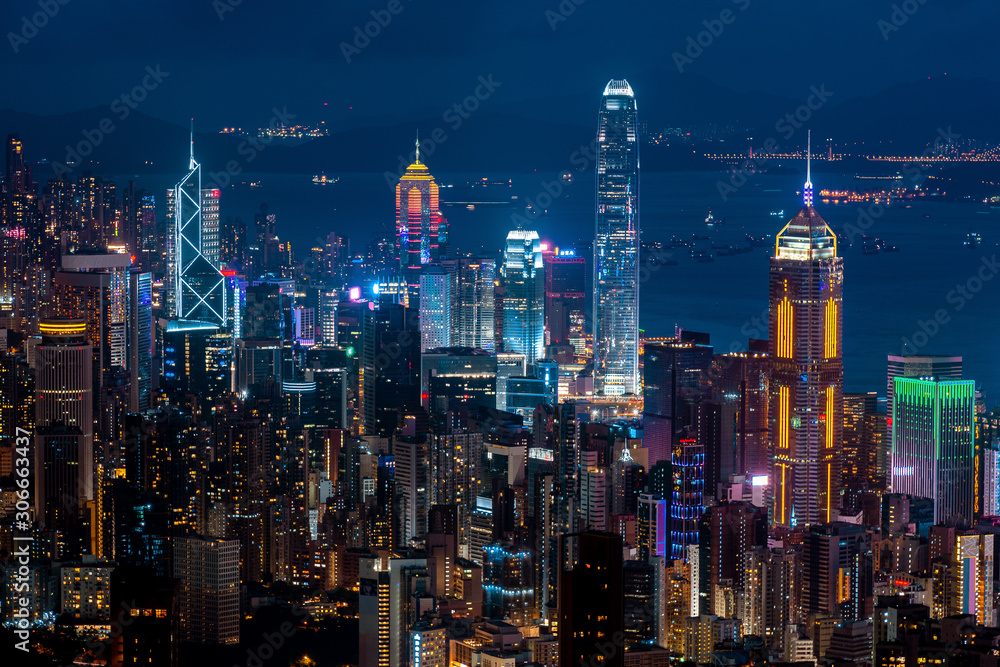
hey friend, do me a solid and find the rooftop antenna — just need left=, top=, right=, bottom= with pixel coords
left=803, top=129, right=813, bottom=207
left=189, top=118, right=196, bottom=169
left=415, top=130, right=420, bottom=163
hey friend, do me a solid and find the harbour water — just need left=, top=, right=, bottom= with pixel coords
left=119, top=168, right=1000, bottom=398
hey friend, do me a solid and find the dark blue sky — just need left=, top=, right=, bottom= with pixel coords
left=0, top=0, right=994, bottom=129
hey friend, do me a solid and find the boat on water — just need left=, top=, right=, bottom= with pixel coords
left=705, top=211, right=725, bottom=226
left=313, top=172, right=339, bottom=185
left=966, top=231, right=983, bottom=248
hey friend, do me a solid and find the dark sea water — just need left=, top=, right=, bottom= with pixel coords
left=117, top=169, right=1000, bottom=400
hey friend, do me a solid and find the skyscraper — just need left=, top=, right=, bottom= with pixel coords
left=395, top=139, right=448, bottom=304
left=890, top=378, right=975, bottom=526
left=35, top=319, right=94, bottom=505
left=419, top=265, right=454, bottom=352
left=502, top=229, right=544, bottom=367
left=594, top=79, right=640, bottom=397
left=769, top=136, right=844, bottom=528
left=456, top=257, right=496, bottom=351
left=166, top=130, right=228, bottom=326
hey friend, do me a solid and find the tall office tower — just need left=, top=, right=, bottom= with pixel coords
left=706, top=502, right=767, bottom=617
left=456, top=257, right=496, bottom=351
left=642, top=333, right=713, bottom=468
left=544, top=248, right=586, bottom=351
left=769, top=141, right=844, bottom=528
left=172, top=536, right=239, bottom=645
left=743, top=547, right=799, bottom=654
left=419, top=265, right=455, bottom=352
left=395, top=140, right=448, bottom=303
left=35, top=319, right=94, bottom=506
left=502, top=229, right=544, bottom=367
left=323, top=231, right=350, bottom=291
left=559, top=531, right=624, bottom=667
left=129, top=271, right=153, bottom=413
left=636, top=492, right=668, bottom=562
left=361, top=302, right=420, bottom=436
left=801, top=523, right=874, bottom=623
left=553, top=402, right=578, bottom=532
left=843, top=391, right=881, bottom=494
left=623, top=560, right=656, bottom=644
left=165, top=133, right=228, bottom=326
left=395, top=437, right=430, bottom=547
left=594, top=79, right=640, bottom=397
left=891, top=378, right=976, bottom=525
left=483, top=543, right=534, bottom=625
left=580, top=449, right=609, bottom=531
left=886, top=355, right=962, bottom=488
left=670, top=436, right=705, bottom=560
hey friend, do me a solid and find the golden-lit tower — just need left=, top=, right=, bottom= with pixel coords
left=769, top=132, right=844, bottom=528
left=395, top=134, right=448, bottom=304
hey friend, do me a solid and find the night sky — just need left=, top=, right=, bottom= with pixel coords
left=0, top=0, right=995, bottom=130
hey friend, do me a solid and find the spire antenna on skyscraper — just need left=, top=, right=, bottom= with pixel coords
left=804, top=129, right=813, bottom=207
left=415, top=130, right=420, bottom=164
left=189, top=118, right=196, bottom=170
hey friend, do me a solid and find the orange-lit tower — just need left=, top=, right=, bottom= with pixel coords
left=395, top=134, right=448, bottom=304
left=769, top=132, right=844, bottom=528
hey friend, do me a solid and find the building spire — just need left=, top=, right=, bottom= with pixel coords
left=414, top=130, right=420, bottom=164
left=803, top=129, right=813, bottom=207
left=189, top=118, right=196, bottom=169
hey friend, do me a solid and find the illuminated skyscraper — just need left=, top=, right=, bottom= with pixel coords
left=501, top=229, right=544, bottom=367
left=456, top=257, right=496, bottom=351
left=769, top=134, right=843, bottom=528
left=395, top=138, right=448, bottom=304
left=166, top=129, right=228, bottom=326
left=891, top=378, right=975, bottom=526
left=419, top=265, right=454, bottom=352
left=35, top=319, right=93, bottom=505
left=594, top=79, right=640, bottom=397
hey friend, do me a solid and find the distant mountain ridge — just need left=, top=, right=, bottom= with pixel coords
left=2, top=75, right=998, bottom=178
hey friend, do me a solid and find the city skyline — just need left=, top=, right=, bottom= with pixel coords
left=3, top=4, right=1000, bottom=667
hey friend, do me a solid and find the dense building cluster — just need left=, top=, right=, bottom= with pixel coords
left=1, top=80, right=998, bottom=667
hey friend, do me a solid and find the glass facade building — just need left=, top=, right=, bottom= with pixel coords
left=891, top=378, right=975, bottom=525
left=502, top=230, right=544, bottom=367
left=594, top=79, right=640, bottom=397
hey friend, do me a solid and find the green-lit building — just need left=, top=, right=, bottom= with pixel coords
left=890, top=378, right=975, bottom=526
